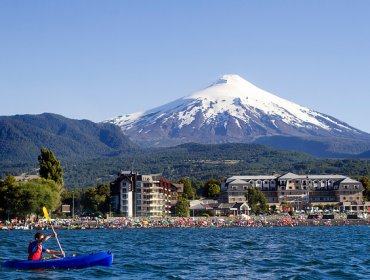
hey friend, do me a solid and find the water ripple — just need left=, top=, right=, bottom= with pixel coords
left=0, top=226, right=369, bottom=279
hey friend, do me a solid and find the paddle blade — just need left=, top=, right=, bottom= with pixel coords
left=43, top=206, right=51, bottom=222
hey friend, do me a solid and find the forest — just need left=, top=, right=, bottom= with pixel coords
left=1, top=143, right=370, bottom=189
left=1, top=146, right=369, bottom=219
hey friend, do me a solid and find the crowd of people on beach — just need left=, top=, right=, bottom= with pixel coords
left=1, top=213, right=369, bottom=230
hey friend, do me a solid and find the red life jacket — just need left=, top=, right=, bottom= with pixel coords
left=28, top=240, right=43, bottom=260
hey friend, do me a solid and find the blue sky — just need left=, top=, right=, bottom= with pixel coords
left=1, top=1, right=370, bottom=132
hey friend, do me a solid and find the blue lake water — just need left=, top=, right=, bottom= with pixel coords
left=0, top=226, right=369, bottom=279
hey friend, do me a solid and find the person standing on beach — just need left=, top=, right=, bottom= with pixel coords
left=28, top=232, right=64, bottom=260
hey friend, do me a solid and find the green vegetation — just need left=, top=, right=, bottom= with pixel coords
left=203, top=178, right=221, bottom=197
left=0, top=176, right=62, bottom=219
left=80, top=184, right=110, bottom=216
left=0, top=148, right=65, bottom=219
left=359, top=176, right=370, bottom=201
left=1, top=143, right=370, bottom=189
left=1, top=143, right=369, bottom=219
left=0, top=113, right=136, bottom=162
left=175, top=197, right=190, bottom=217
left=1, top=141, right=370, bottom=219
left=38, top=147, right=64, bottom=186
left=178, top=177, right=195, bottom=200
left=60, top=188, right=83, bottom=215
left=247, top=186, right=269, bottom=214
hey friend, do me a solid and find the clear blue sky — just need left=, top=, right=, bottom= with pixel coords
left=1, top=1, right=370, bottom=132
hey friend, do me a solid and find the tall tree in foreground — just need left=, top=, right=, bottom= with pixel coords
left=38, top=147, right=64, bottom=186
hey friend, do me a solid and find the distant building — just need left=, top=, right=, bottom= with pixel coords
left=110, top=171, right=183, bottom=217
left=224, top=173, right=364, bottom=211
left=14, top=173, right=40, bottom=182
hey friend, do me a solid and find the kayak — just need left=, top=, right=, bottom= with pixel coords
left=3, top=251, right=113, bottom=270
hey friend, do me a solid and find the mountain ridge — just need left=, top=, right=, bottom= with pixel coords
left=0, top=113, right=137, bottom=162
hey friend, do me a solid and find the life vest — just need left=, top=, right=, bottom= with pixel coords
left=28, top=240, right=43, bottom=260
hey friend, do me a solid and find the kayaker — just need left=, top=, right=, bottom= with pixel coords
left=28, top=232, right=64, bottom=260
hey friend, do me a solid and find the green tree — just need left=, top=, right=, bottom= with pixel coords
left=360, top=176, right=370, bottom=201
left=247, top=186, right=269, bottom=214
left=81, top=188, right=99, bottom=214
left=176, top=196, right=190, bottom=217
left=0, top=178, right=61, bottom=218
left=192, top=179, right=204, bottom=196
left=81, top=184, right=111, bottom=216
left=96, top=184, right=111, bottom=214
left=38, top=147, right=64, bottom=186
left=0, top=176, right=16, bottom=216
left=203, top=178, right=221, bottom=197
left=19, top=179, right=60, bottom=216
left=178, top=177, right=195, bottom=200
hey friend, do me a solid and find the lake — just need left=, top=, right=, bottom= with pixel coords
left=1, top=226, right=369, bottom=279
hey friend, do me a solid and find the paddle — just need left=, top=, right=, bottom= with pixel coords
left=42, top=206, right=65, bottom=257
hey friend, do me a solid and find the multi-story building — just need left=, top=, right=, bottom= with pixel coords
left=110, top=171, right=138, bottom=216
left=110, top=171, right=183, bottom=217
left=224, top=173, right=364, bottom=210
left=136, top=174, right=167, bottom=217
left=223, top=175, right=278, bottom=204
left=162, top=179, right=184, bottom=216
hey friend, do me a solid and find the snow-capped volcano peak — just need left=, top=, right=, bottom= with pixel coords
left=184, top=74, right=329, bottom=130
left=210, top=74, right=251, bottom=86
left=108, top=74, right=368, bottom=148
left=192, top=74, right=264, bottom=99
left=189, top=74, right=304, bottom=118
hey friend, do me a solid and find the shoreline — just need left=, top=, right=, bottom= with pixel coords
left=1, top=214, right=369, bottom=230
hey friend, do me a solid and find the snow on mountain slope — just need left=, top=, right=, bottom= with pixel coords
left=108, top=74, right=369, bottom=148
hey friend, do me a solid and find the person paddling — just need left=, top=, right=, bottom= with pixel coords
left=28, top=232, right=64, bottom=260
